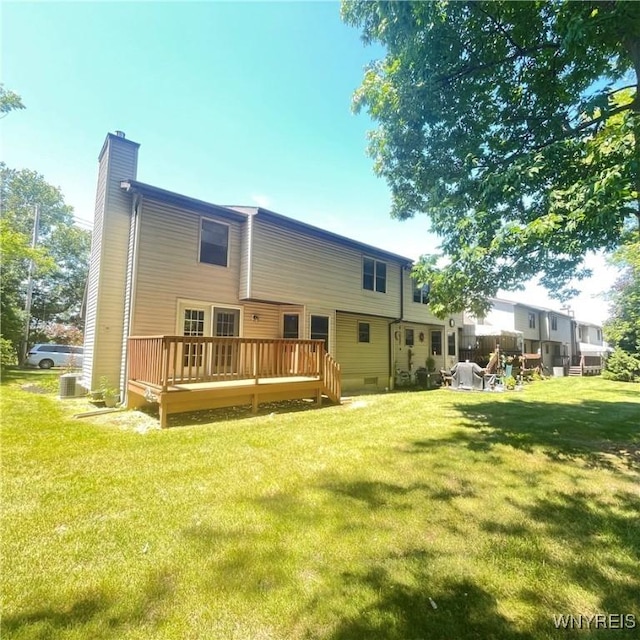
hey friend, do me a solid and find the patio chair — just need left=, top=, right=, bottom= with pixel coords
left=440, top=369, right=453, bottom=387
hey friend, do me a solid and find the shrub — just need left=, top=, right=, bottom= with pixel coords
left=0, top=337, right=18, bottom=369
left=602, top=347, right=640, bottom=382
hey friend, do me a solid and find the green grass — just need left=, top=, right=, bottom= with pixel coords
left=1, top=371, right=639, bottom=639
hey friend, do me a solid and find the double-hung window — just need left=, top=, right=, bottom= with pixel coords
left=413, top=280, right=430, bottom=304
left=528, top=312, right=536, bottom=329
left=363, top=257, right=386, bottom=293
left=200, top=219, right=229, bottom=266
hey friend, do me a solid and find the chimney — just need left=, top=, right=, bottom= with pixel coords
left=82, top=132, right=140, bottom=394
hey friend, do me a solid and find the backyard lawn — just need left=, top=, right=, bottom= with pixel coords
left=1, top=370, right=639, bottom=639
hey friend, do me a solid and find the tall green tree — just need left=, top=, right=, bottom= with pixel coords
left=0, top=164, right=91, bottom=353
left=604, top=234, right=640, bottom=355
left=0, top=84, right=25, bottom=118
left=342, top=0, right=640, bottom=316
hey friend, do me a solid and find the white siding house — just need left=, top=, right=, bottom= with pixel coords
left=463, top=298, right=603, bottom=374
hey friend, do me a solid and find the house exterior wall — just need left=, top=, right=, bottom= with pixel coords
left=392, top=322, right=456, bottom=374
left=247, top=217, right=403, bottom=317
left=402, top=275, right=450, bottom=325
left=82, top=133, right=139, bottom=393
left=241, top=302, right=281, bottom=339
left=482, top=300, right=517, bottom=331
left=577, top=323, right=603, bottom=345
left=514, top=305, right=541, bottom=342
left=336, top=313, right=390, bottom=392
left=546, top=313, right=573, bottom=346
left=130, top=198, right=244, bottom=336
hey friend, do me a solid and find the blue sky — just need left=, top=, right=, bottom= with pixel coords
left=2, top=1, right=616, bottom=324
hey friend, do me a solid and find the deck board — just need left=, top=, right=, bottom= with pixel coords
left=127, top=375, right=327, bottom=428
left=168, top=375, right=320, bottom=391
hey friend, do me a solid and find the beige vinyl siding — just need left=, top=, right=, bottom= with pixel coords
left=83, top=135, right=139, bottom=392
left=81, top=144, right=108, bottom=388
left=336, top=313, right=389, bottom=391
left=402, top=275, right=446, bottom=325
left=241, top=303, right=281, bottom=339
left=402, top=273, right=465, bottom=328
left=131, top=199, right=243, bottom=336
left=394, top=323, right=446, bottom=373
left=248, top=218, right=402, bottom=316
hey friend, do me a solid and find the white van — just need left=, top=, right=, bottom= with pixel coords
left=26, top=344, right=84, bottom=369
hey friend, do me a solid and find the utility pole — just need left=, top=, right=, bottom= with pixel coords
left=21, top=204, right=40, bottom=365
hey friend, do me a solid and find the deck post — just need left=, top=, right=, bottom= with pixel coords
left=159, top=401, right=168, bottom=429
left=162, top=337, right=170, bottom=392
left=252, top=393, right=259, bottom=414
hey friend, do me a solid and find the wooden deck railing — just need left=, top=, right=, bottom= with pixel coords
left=323, top=352, right=341, bottom=403
left=569, top=354, right=603, bottom=376
left=127, top=336, right=340, bottom=394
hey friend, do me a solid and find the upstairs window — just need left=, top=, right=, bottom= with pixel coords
left=363, top=257, right=386, bottom=293
left=413, top=280, right=430, bottom=304
left=200, top=219, right=229, bottom=266
left=528, top=312, right=536, bottom=329
left=551, top=315, right=558, bottom=331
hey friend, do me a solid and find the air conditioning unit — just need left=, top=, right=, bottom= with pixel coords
left=59, top=373, right=82, bottom=398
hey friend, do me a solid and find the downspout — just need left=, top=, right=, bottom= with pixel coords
left=245, top=211, right=254, bottom=299
left=388, top=262, right=410, bottom=390
left=120, top=193, right=142, bottom=401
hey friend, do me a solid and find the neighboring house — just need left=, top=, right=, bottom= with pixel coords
left=575, top=320, right=604, bottom=348
left=463, top=298, right=605, bottom=374
left=574, top=320, right=609, bottom=360
left=82, top=132, right=463, bottom=400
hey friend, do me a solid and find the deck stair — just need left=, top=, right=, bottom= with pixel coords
left=568, top=355, right=603, bottom=377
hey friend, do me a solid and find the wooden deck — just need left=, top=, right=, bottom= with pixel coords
left=568, top=355, right=603, bottom=377
left=126, top=336, right=341, bottom=427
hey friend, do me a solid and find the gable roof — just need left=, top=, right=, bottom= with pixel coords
left=229, top=205, right=413, bottom=265
left=490, top=297, right=574, bottom=318
left=120, top=180, right=414, bottom=265
left=120, top=180, right=248, bottom=223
